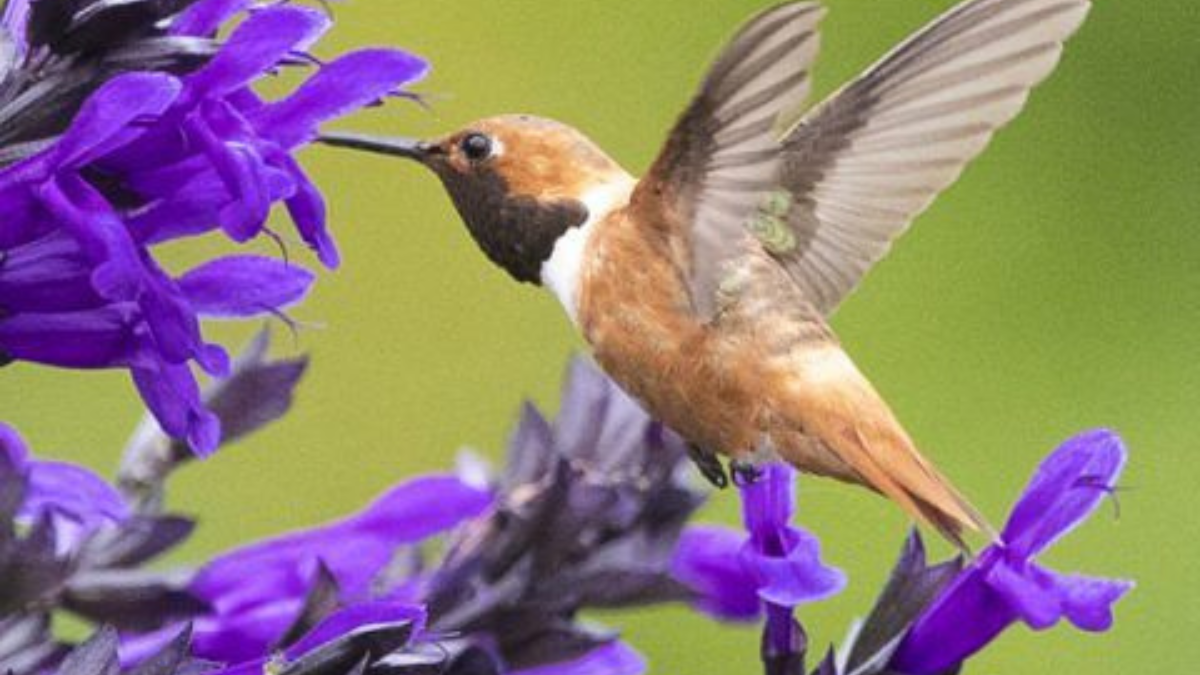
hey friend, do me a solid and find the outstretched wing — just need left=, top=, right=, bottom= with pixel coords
left=635, top=0, right=1089, bottom=319
left=632, top=1, right=825, bottom=317
left=775, top=0, right=1089, bottom=313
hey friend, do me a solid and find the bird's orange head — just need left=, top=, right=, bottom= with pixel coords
left=323, top=115, right=630, bottom=284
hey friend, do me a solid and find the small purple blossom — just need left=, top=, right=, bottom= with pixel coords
left=121, top=473, right=492, bottom=664
left=672, top=463, right=844, bottom=673
left=672, top=525, right=762, bottom=620
left=0, top=422, right=128, bottom=551
left=509, top=641, right=646, bottom=675
left=206, top=602, right=429, bottom=675
left=890, top=430, right=1134, bottom=675
left=0, top=0, right=427, bottom=454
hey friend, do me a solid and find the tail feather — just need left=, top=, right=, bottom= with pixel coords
left=837, top=424, right=994, bottom=550
left=778, top=419, right=994, bottom=549
left=846, top=425, right=993, bottom=549
left=776, top=347, right=995, bottom=550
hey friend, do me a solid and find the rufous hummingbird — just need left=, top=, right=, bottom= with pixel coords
left=323, top=0, right=1089, bottom=547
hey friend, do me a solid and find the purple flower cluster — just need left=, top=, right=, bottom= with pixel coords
left=121, top=473, right=493, bottom=665
left=0, top=0, right=426, bottom=454
left=672, top=431, right=1131, bottom=675
left=0, top=349, right=1135, bottom=675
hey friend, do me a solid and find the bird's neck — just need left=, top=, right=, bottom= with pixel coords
left=540, top=175, right=637, bottom=323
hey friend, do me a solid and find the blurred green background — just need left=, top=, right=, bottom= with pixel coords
left=2, top=0, right=1197, bottom=672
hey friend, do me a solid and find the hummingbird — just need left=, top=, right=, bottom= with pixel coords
left=323, top=0, right=1089, bottom=547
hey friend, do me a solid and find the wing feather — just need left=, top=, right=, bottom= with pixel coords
left=634, top=0, right=1089, bottom=318
left=633, top=2, right=826, bottom=316
left=778, top=0, right=1090, bottom=312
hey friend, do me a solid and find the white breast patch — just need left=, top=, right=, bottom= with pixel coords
left=540, top=177, right=636, bottom=323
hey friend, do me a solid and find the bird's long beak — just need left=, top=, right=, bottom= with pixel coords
left=317, top=131, right=433, bottom=163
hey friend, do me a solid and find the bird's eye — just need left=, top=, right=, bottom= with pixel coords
left=460, top=133, right=494, bottom=162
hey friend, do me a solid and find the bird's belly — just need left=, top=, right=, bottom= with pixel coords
left=593, top=334, right=764, bottom=455
left=579, top=272, right=766, bottom=455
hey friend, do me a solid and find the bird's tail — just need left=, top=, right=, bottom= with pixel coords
left=832, top=424, right=995, bottom=551
left=772, top=345, right=995, bottom=550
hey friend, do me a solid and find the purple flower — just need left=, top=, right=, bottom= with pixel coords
left=671, top=526, right=762, bottom=620
left=671, top=463, right=844, bottom=671
left=206, top=602, right=428, bottom=675
left=509, top=641, right=646, bottom=675
left=0, top=421, right=128, bottom=551
left=890, top=430, right=1134, bottom=675
left=424, top=359, right=706, bottom=675
left=121, top=473, right=491, bottom=664
left=0, top=0, right=427, bottom=454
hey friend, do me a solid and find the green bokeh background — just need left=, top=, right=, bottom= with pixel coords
left=2, top=0, right=1197, bottom=672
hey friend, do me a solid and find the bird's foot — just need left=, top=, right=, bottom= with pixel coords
left=730, top=459, right=763, bottom=487
left=687, top=443, right=729, bottom=489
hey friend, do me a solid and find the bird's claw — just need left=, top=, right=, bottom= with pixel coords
left=730, top=460, right=763, bottom=487
left=687, top=443, right=729, bottom=489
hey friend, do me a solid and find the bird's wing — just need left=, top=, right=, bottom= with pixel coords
left=634, top=0, right=1089, bottom=319
left=773, top=0, right=1089, bottom=314
left=632, top=1, right=825, bottom=318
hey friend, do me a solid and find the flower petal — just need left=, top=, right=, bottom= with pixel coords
left=670, top=525, right=761, bottom=621
left=285, top=602, right=425, bottom=659
left=986, top=557, right=1062, bottom=630
left=0, top=306, right=136, bottom=368
left=36, top=175, right=143, bottom=301
left=191, top=474, right=493, bottom=613
left=1027, top=564, right=1133, bottom=632
left=892, top=431, right=1135, bottom=675
left=169, top=0, right=249, bottom=37
left=192, top=598, right=306, bottom=664
left=510, top=641, right=646, bottom=675
left=0, top=231, right=101, bottom=312
left=179, top=256, right=315, bottom=318
left=742, top=527, right=846, bottom=607
left=131, top=358, right=221, bottom=455
left=183, top=7, right=329, bottom=101
left=0, top=423, right=128, bottom=551
left=253, top=48, right=429, bottom=149
left=279, top=154, right=340, bottom=268
left=138, top=259, right=229, bottom=374
left=740, top=463, right=795, bottom=551
left=2, top=0, right=30, bottom=44
left=52, top=73, right=181, bottom=169
left=890, top=565, right=1014, bottom=675
left=26, top=460, right=129, bottom=528
left=1003, top=430, right=1126, bottom=557
left=213, top=144, right=271, bottom=241
left=0, top=422, right=30, bottom=469
left=126, top=172, right=231, bottom=244
left=0, top=187, right=46, bottom=249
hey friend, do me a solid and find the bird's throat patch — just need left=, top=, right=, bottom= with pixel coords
left=440, top=169, right=589, bottom=284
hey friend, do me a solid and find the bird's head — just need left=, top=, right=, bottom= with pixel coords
left=323, top=115, right=631, bottom=284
